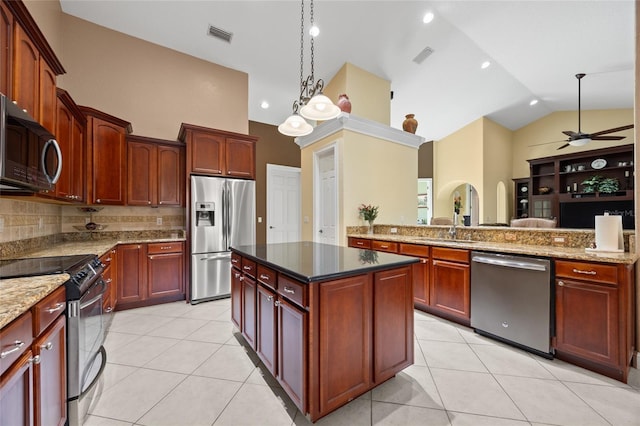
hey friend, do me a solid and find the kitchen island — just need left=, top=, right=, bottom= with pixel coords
left=230, top=242, right=418, bottom=422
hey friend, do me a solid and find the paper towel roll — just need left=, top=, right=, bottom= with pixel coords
left=594, top=213, right=623, bottom=252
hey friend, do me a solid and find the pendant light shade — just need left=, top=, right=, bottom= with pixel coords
left=569, top=138, right=591, bottom=147
left=278, top=113, right=314, bottom=137
left=300, top=93, right=341, bottom=121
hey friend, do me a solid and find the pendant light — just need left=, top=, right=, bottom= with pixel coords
left=278, top=0, right=340, bottom=137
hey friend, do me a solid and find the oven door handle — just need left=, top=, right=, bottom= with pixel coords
left=79, top=279, right=107, bottom=310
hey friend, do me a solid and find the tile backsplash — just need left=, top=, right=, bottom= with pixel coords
left=0, top=199, right=185, bottom=244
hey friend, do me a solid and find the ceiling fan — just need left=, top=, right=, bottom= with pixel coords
left=556, top=73, right=633, bottom=150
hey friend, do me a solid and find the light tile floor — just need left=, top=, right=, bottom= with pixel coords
left=85, top=299, right=640, bottom=426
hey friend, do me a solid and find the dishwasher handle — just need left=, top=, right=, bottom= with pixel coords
left=471, top=254, right=548, bottom=272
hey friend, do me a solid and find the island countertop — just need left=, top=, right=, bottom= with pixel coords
left=231, top=241, right=419, bottom=283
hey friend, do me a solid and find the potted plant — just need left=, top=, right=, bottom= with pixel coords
left=358, top=204, right=379, bottom=235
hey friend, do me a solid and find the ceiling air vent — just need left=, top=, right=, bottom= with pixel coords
left=413, top=46, right=434, bottom=64
left=208, top=24, right=233, bottom=43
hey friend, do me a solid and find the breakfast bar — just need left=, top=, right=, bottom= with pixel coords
left=230, top=241, right=418, bottom=422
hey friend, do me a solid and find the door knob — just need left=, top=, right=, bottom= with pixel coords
left=269, top=226, right=274, bottom=229
left=319, top=229, right=323, bottom=233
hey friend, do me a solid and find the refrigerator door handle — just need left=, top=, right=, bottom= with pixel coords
left=200, top=253, right=231, bottom=261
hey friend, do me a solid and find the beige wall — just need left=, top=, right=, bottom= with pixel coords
left=24, top=1, right=249, bottom=140
left=250, top=121, right=302, bottom=244
left=483, top=118, right=514, bottom=223
left=301, top=130, right=418, bottom=244
left=512, top=109, right=634, bottom=179
left=324, top=63, right=391, bottom=125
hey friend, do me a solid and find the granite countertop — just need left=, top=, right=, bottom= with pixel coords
left=232, top=241, right=419, bottom=283
left=0, top=274, right=69, bottom=329
left=0, top=236, right=186, bottom=330
left=348, top=233, right=638, bottom=265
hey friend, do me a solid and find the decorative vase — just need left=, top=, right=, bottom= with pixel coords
left=402, top=114, right=418, bottom=134
left=463, top=215, right=471, bottom=226
left=367, top=220, right=374, bottom=235
left=337, top=94, right=352, bottom=113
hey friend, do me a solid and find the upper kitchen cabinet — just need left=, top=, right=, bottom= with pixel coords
left=1, top=1, right=12, bottom=96
left=5, top=0, right=65, bottom=133
left=178, top=123, right=258, bottom=179
left=54, top=89, right=86, bottom=203
left=127, top=135, right=185, bottom=207
left=81, top=107, right=132, bottom=205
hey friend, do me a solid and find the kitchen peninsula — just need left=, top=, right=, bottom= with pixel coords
left=230, top=241, right=417, bottom=422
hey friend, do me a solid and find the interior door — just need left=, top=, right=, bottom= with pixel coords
left=315, top=146, right=337, bottom=245
left=267, top=164, right=301, bottom=244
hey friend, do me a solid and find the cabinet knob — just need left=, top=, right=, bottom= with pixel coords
left=239, top=276, right=244, bottom=281
left=267, top=295, right=274, bottom=302
left=558, top=281, right=564, bottom=287
left=28, top=355, right=41, bottom=365
left=274, top=300, right=280, bottom=307
left=96, top=199, right=101, bottom=203
left=234, top=273, right=240, bottom=278
left=40, top=342, right=53, bottom=351
left=159, top=201, right=163, bottom=205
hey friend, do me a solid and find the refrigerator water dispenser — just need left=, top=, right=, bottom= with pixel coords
left=195, top=202, right=215, bottom=226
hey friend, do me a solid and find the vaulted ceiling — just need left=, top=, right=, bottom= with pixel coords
left=60, top=0, right=635, bottom=141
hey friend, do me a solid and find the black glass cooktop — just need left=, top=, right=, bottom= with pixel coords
left=0, top=254, right=95, bottom=279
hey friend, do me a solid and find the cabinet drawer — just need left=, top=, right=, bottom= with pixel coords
left=33, top=286, right=66, bottom=336
left=147, top=241, right=183, bottom=254
left=231, top=252, right=242, bottom=270
left=431, top=246, right=469, bottom=263
left=278, top=275, right=308, bottom=309
left=399, top=243, right=429, bottom=258
left=349, top=237, right=371, bottom=249
left=241, top=258, right=257, bottom=278
left=555, top=260, right=618, bottom=285
left=257, top=265, right=277, bottom=290
left=0, top=311, right=33, bottom=376
left=372, top=240, right=398, bottom=253
left=100, top=247, right=116, bottom=268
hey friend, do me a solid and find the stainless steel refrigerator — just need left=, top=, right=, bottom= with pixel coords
left=190, top=175, right=255, bottom=304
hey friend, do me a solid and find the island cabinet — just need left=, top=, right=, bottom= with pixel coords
left=81, top=107, right=132, bottom=205
left=178, top=123, right=258, bottom=179
left=231, top=243, right=416, bottom=422
left=429, top=247, right=471, bottom=325
left=398, top=243, right=430, bottom=309
left=0, top=286, right=67, bottom=426
left=554, top=259, right=635, bottom=382
left=127, top=135, right=185, bottom=207
left=116, top=242, right=185, bottom=310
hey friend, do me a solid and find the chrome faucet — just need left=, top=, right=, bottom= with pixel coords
left=448, top=213, right=458, bottom=239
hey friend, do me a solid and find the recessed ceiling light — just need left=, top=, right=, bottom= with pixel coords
left=481, top=61, right=491, bottom=69
left=529, top=99, right=538, bottom=106
left=261, top=101, right=269, bottom=109
left=423, top=12, right=434, bottom=24
left=309, top=25, right=319, bottom=37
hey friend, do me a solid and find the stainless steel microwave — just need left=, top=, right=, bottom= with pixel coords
left=0, top=93, right=62, bottom=191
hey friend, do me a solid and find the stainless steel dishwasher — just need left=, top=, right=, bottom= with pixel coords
left=470, top=251, right=553, bottom=358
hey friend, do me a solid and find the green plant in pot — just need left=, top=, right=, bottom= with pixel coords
left=581, top=175, right=603, bottom=193
left=597, top=178, right=619, bottom=193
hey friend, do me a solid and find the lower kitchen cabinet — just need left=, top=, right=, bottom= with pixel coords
left=0, top=287, right=67, bottom=426
left=256, top=284, right=277, bottom=375
left=554, top=260, right=635, bottom=382
left=231, top=259, right=242, bottom=329
left=429, top=247, right=470, bottom=325
left=117, top=242, right=185, bottom=310
left=398, top=243, right=430, bottom=309
left=100, top=248, right=117, bottom=316
left=241, top=275, right=257, bottom=349
left=277, top=296, right=307, bottom=411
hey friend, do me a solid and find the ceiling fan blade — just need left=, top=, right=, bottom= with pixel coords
left=562, top=130, right=578, bottom=137
left=589, top=124, right=634, bottom=137
left=557, top=143, right=571, bottom=150
left=591, top=135, right=626, bottom=141
left=528, top=139, right=567, bottom=147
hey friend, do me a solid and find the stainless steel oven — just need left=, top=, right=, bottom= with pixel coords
left=0, top=254, right=107, bottom=426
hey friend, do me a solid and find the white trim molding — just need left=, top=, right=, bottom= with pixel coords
left=295, top=112, right=426, bottom=149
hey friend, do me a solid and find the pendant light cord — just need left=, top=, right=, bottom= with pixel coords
left=299, top=0, right=305, bottom=94
left=309, top=0, right=315, bottom=85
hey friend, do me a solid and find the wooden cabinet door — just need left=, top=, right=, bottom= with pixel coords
left=127, top=141, right=156, bottom=206
left=555, top=278, right=619, bottom=367
left=54, top=98, right=72, bottom=200
left=70, top=117, right=85, bottom=202
left=373, top=267, right=413, bottom=383
left=38, top=58, right=56, bottom=134
left=0, top=349, right=35, bottom=426
left=33, top=316, right=66, bottom=426
left=13, top=24, right=39, bottom=119
left=412, top=259, right=430, bottom=307
left=190, top=132, right=225, bottom=175
left=157, top=144, right=182, bottom=206
left=225, top=137, right=255, bottom=179
left=117, top=244, right=147, bottom=305
left=1, top=1, right=12, bottom=98
left=147, top=252, right=184, bottom=299
left=277, top=297, right=307, bottom=413
left=241, top=275, right=257, bottom=349
left=256, top=284, right=277, bottom=375
left=231, top=266, right=242, bottom=329
left=89, top=117, right=127, bottom=205
left=430, top=259, right=470, bottom=322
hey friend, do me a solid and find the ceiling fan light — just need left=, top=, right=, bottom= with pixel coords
left=300, top=94, right=341, bottom=120
left=569, top=137, right=591, bottom=147
left=278, top=113, right=313, bottom=137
